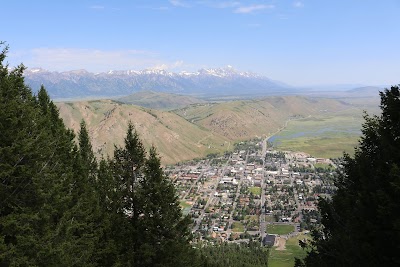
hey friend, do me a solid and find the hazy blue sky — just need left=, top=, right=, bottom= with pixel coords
left=3, top=0, right=400, bottom=86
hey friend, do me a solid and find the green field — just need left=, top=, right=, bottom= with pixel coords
left=314, top=163, right=334, bottom=170
left=268, top=234, right=310, bottom=267
left=265, top=215, right=276, bottom=223
left=180, top=201, right=192, bottom=209
left=232, top=222, right=245, bottom=232
left=248, top=186, right=262, bottom=195
left=267, top=224, right=294, bottom=235
left=180, top=201, right=192, bottom=215
left=270, top=111, right=364, bottom=158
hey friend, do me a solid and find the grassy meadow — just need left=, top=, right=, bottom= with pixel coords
left=249, top=187, right=262, bottom=196
left=232, top=222, right=245, bottom=232
left=268, top=234, right=310, bottom=267
left=269, top=110, right=364, bottom=158
left=267, top=224, right=294, bottom=235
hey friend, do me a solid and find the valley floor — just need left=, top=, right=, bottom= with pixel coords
left=269, top=110, right=364, bottom=158
left=166, top=138, right=337, bottom=265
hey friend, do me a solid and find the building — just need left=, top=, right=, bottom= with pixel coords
left=262, top=234, right=276, bottom=247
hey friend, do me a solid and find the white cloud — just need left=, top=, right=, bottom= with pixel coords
left=169, top=0, right=190, bottom=7
left=234, top=4, right=274, bottom=14
left=293, top=1, right=304, bottom=8
left=11, top=48, right=185, bottom=72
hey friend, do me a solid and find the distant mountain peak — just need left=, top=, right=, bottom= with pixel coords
left=30, top=68, right=46, bottom=73
left=24, top=66, right=263, bottom=79
left=24, top=67, right=49, bottom=75
left=23, top=66, right=292, bottom=99
left=63, top=69, right=90, bottom=75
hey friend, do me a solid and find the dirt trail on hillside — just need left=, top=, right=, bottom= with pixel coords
left=275, top=237, right=286, bottom=251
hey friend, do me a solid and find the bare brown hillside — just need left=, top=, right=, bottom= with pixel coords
left=57, top=96, right=351, bottom=164
left=57, top=100, right=229, bottom=164
left=175, top=96, right=351, bottom=140
left=117, top=91, right=205, bottom=110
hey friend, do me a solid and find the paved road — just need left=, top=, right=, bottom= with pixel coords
left=259, top=178, right=266, bottom=242
left=193, top=156, right=231, bottom=232
left=182, top=165, right=208, bottom=200
left=226, top=151, right=249, bottom=236
left=293, top=186, right=303, bottom=222
left=260, top=139, right=268, bottom=243
left=226, top=177, right=243, bottom=236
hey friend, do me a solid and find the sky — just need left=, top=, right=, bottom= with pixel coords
left=2, top=0, right=400, bottom=86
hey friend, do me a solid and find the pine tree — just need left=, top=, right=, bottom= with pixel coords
left=108, top=123, right=194, bottom=266
left=56, top=120, right=104, bottom=266
left=0, top=43, right=103, bottom=266
left=78, top=120, right=97, bottom=176
left=110, top=122, right=146, bottom=266
left=0, top=43, right=45, bottom=266
left=94, top=158, right=120, bottom=266
left=0, top=43, right=77, bottom=265
left=136, top=146, right=194, bottom=267
left=197, top=241, right=269, bottom=267
left=297, top=86, right=400, bottom=266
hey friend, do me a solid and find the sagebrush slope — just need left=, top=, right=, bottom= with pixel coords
left=57, top=96, right=353, bottom=164
left=57, top=100, right=229, bottom=164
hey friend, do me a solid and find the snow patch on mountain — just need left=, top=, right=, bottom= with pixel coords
left=23, top=66, right=294, bottom=99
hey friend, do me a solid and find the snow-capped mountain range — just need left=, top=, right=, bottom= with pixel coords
left=23, top=66, right=294, bottom=99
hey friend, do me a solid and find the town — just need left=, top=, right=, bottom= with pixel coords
left=165, top=138, right=338, bottom=246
